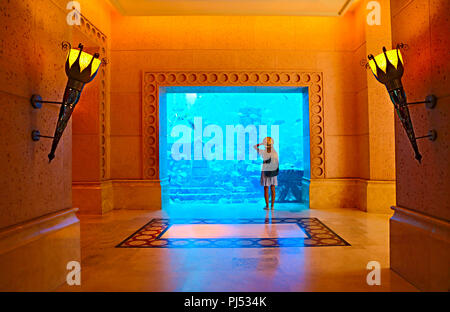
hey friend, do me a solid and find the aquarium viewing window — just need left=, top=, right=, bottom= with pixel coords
left=158, top=86, right=311, bottom=207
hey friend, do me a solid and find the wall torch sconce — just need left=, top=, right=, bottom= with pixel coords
left=367, top=43, right=437, bottom=163
left=31, top=42, right=102, bottom=162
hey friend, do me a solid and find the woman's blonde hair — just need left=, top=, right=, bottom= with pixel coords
left=263, top=137, right=274, bottom=146
left=263, top=137, right=273, bottom=153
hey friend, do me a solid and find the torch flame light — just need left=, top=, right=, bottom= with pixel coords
left=48, top=43, right=101, bottom=162
left=368, top=46, right=422, bottom=163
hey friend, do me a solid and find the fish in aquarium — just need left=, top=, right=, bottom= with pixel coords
left=170, top=113, right=196, bottom=130
left=166, top=89, right=306, bottom=203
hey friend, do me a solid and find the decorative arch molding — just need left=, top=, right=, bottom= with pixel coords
left=75, top=13, right=109, bottom=180
left=71, top=13, right=113, bottom=214
left=142, top=70, right=325, bottom=181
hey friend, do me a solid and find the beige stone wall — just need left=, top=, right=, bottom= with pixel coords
left=0, top=0, right=113, bottom=291
left=110, top=14, right=359, bottom=180
left=0, top=0, right=112, bottom=225
left=108, top=4, right=396, bottom=212
left=0, top=0, right=73, bottom=229
left=389, top=0, right=450, bottom=291
left=0, top=1, right=399, bottom=218
left=350, top=0, right=396, bottom=212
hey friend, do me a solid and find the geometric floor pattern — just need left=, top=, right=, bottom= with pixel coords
left=116, top=217, right=350, bottom=248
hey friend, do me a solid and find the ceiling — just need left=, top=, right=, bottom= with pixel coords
left=109, top=0, right=356, bottom=16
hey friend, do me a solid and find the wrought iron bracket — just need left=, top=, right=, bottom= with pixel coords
left=396, top=42, right=409, bottom=50
left=61, top=41, right=72, bottom=52
left=31, top=94, right=63, bottom=109
left=406, top=94, right=437, bottom=109
left=415, top=130, right=437, bottom=142
left=360, top=59, right=370, bottom=69
left=31, top=130, right=54, bottom=141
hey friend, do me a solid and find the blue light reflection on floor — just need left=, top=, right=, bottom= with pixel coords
left=116, top=217, right=351, bottom=248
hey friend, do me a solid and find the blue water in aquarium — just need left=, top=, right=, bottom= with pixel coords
left=162, top=86, right=310, bottom=205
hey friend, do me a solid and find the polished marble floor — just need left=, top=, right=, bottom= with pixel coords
left=57, top=203, right=418, bottom=291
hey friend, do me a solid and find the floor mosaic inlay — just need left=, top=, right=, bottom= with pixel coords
left=116, top=218, right=350, bottom=248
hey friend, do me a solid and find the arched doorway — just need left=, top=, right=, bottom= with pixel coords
left=142, top=71, right=325, bottom=210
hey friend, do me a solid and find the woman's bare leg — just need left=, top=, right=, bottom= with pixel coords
left=264, top=186, right=269, bottom=208
left=270, top=185, right=276, bottom=208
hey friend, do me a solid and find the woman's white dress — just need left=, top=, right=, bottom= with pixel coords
left=258, top=149, right=279, bottom=186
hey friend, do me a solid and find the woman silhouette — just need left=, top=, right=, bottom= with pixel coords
left=254, top=137, right=279, bottom=210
